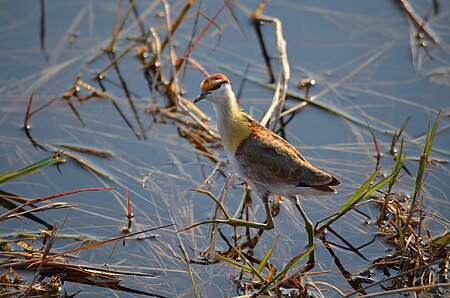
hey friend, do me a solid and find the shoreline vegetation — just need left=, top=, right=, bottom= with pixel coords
left=1, top=1, right=449, bottom=297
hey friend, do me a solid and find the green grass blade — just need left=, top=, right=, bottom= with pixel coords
left=398, top=115, right=411, bottom=137
left=431, top=231, right=450, bottom=246
left=360, top=173, right=394, bottom=201
left=389, top=138, right=406, bottom=187
left=339, top=168, right=382, bottom=213
left=214, top=253, right=254, bottom=274
left=10, top=154, right=55, bottom=173
left=256, top=234, right=279, bottom=274
left=231, top=245, right=265, bottom=281
left=402, top=112, right=441, bottom=246
left=0, top=152, right=64, bottom=185
left=415, top=111, right=440, bottom=194
left=378, top=138, right=406, bottom=225
left=425, top=111, right=440, bottom=157
left=391, top=116, right=410, bottom=154
left=318, top=168, right=393, bottom=231
left=394, top=139, right=406, bottom=179
left=396, top=115, right=411, bottom=145
left=255, top=245, right=316, bottom=296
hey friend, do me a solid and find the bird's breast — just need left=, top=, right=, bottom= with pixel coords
left=217, top=113, right=252, bottom=154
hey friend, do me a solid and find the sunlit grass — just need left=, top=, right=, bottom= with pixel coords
left=0, top=0, right=449, bottom=297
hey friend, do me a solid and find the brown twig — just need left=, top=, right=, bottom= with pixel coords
left=367, top=123, right=381, bottom=170
left=22, top=225, right=57, bottom=296
left=125, top=187, right=133, bottom=230
left=23, top=93, right=33, bottom=131
left=0, top=187, right=113, bottom=222
left=58, top=144, right=113, bottom=158
left=38, top=224, right=173, bottom=264
left=23, top=93, right=47, bottom=151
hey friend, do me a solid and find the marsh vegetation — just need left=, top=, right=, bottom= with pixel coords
left=0, top=1, right=449, bottom=297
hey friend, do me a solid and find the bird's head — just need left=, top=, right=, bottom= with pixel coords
left=194, top=73, right=232, bottom=104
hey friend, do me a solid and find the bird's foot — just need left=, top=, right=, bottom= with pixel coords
left=180, top=189, right=275, bottom=232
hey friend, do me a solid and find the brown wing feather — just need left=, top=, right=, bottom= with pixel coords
left=236, top=116, right=340, bottom=188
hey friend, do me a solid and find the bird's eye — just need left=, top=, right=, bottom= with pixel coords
left=216, top=81, right=223, bottom=89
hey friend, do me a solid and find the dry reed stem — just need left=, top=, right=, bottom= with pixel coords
left=23, top=93, right=47, bottom=151
left=162, top=0, right=181, bottom=107
left=148, top=27, right=162, bottom=109
left=0, top=187, right=113, bottom=221
left=3, top=224, right=174, bottom=269
left=255, top=7, right=290, bottom=129
left=22, top=225, right=57, bottom=296
left=148, top=0, right=195, bottom=68
left=179, top=243, right=199, bottom=298
left=58, top=144, right=113, bottom=158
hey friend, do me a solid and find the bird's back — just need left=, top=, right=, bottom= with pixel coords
left=231, top=114, right=340, bottom=197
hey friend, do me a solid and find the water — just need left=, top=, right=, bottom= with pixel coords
left=1, top=0, right=449, bottom=297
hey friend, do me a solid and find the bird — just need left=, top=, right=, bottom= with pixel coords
left=193, top=73, right=340, bottom=263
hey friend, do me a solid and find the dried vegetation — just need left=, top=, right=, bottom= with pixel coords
left=1, top=0, right=449, bottom=297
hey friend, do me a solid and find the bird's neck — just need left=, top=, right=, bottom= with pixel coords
left=213, top=94, right=252, bottom=154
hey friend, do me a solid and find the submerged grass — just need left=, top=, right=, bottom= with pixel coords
left=1, top=223, right=173, bottom=297
left=351, top=112, right=449, bottom=297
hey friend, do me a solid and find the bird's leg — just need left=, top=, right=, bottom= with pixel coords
left=293, top=196, right=315, bottom=265
left=179, top=194, right=274, bottom=232
left=263, top=199, right=275, bottom=230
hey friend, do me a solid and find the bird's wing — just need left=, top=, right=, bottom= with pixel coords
left=236, top=118, right=335, bottom=187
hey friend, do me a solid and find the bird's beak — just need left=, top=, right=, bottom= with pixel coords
left=194, top=91, right=210, bottom=103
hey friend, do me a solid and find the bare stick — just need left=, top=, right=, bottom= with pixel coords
left=254, top=7, right=290, bottom=130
